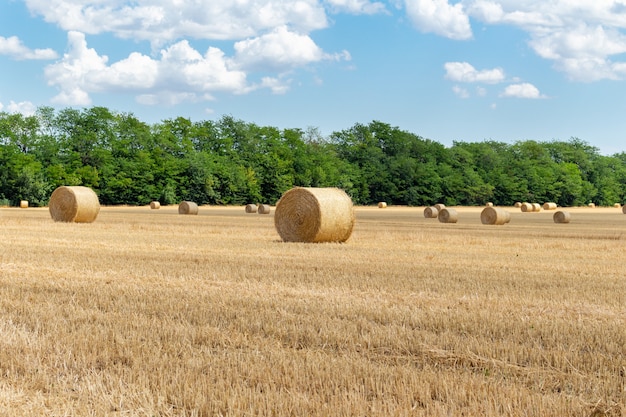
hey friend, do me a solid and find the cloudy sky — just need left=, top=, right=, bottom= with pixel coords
left=2, top=0, right=626, bottom=155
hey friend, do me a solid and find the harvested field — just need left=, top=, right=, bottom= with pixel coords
left=0, top=205, right=624, bottom=416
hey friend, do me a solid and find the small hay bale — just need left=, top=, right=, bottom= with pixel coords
left=178, top=201, right=198, bottom=215
left=20, top=200, right=28, bottom=209
left=520, top=202, right=533, bottom=212
left=531, top=203, right=542, bottom=212
left=542, top=202, right=557, bottom=210
left=377, top=202, right=387, bottom=208
left=514, top=202, right=522, bottom=208
left=438, top=208, right=458, bottom=224
left=434, top=203, right=446, bottom=211
left=553, top=210, right=571, bottom=224
left=150, top=201, right=161, bottom=209
left=588, top=203, right=596, bottom=208
left=245, top=204, right=258, bottom=213
left=481, top=207, right=510, bottom=225
left=49, top=186, right=100, bottom=223
left=258, top=204, right=271, bottom=215
left=274, top=187, right=355, bottom=243
left=423, top=206, right=439, bottom=218
left=614, top=203, right=621, bottom=208
left=486, top=202, right=494, bottom=207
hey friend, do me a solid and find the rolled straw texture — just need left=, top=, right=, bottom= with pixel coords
left=542, top=202, right=557, bottom=210
left=178, top=201, right=198, bottom=215
left=49, top=186, right=100, bottom=223
left=274, top=187, right=355, bottom=243
left=553, top=211, right=571, bottom=224
left=377, top=202, right=387, bottom=208
left=481, top=207, right=510, bottom=225
left=258, top=204, right=271, bottom=215
left=434, top=203, right=446, bottom=211
left=438, top=208, right=458, bottom=223
left=245, top=204, right=258, bottom=213
left=486, top=202, right=494, bottom=207
left=20, top=200, right=28, bottom=209
left=531, top=203, right=542, bottom=212
left=520, top=202, right=533, bottom=212
left=514, top=202, right=522, bottom=208
left=150, top=201, right=161, bottom=209
left=622, top=206, right=626, bottom=214
left=614, top=203, right=621, bottom=208
left=423, top=206, right=439, bottom=218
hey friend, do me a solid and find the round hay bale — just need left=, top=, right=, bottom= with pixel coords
left=438, top=208, right=458, bottom=224
left=434, top=203, right=446, bottom=211
left=49, top=186, right=100, bottom=223
left=613, top=203, right=621, bottom=208
left=258, top=204, right=271, bottom=215
left=553, top=210, right=571, bottom=224
left=622, top=205, right=626, bottom=214
left=274, top=187, right=355, bottom=243
left=178, top=201, right=198, bottom=215
left=150, top=201, right=161, bottom=209
left=588, top=203, right=595, bottom=208
left=19, top=200, right=28, bottom=209
left=531, top=203, right=542, bottom=212
left=520, top=202, right=533, bottom=212
left=486, top=202, right=494, bottom=207
left=514, top=202, right=522, bottom=208
left=377, top=202, right=387, bottom=208
left=542, top=202, right=557, bottom=210
left=245, top=204, right=258, bottom=213
left=481, top=207, right=510, bottom=225
left=423, top=206, right=439, bottom=218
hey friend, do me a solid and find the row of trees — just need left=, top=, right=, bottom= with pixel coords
left=1, top=106, right=625, bottom=207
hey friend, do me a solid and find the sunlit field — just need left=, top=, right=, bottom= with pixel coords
left=0, top=204, right=624, bottom=416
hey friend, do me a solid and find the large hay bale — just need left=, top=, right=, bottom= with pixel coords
left=438, top=208, right=458, bottom=223
left=274, top=187, right=354, bottom=243
left=178, top=201, right=198, bottom=215
left=377, top=202, right=387, bottom=208
left=434, top=203, right=446, bottom=211
left=49, top=186, right=100, bottom=223
left=258, top=204, right=271, bottom=215
left=553, top=210, right=571, bottom=224
left=622, top=205, right=626, bottom=214
left=245, top=204, right=258, bottom=213
left=423, top=206, right=439, bottom=218
left=481, top=207, right=511, bottom=225
left=150, top=201, right=161, bottom=209
left=542, top=202, right=557, bottom=210
left=20, top=200, right=28, bottom=209
left=520, top=202, right=533, bottom=212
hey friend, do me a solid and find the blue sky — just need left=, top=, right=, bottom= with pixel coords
left=2, top=1, right=626, bottom=155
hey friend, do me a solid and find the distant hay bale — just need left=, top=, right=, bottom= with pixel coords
left=19, top=200, right=28, bottom=209
left=520, top=202, right=533, bottom=212
left=178, top=201, right=198, bottom=215
left=588, top=203, right=596, bottom=208
left=531, top=203, right=542, bottom=212
left=514, top=202, right=522, bottom=208
left=258, top=204, right=271, bottom=215
left=481, top=207, right=511, bottom=225
left=274, top=187, right=355, bottom=243
left=542, top=202, right=557, bottom=210
left=434, top=203, right=446, bottom=211
left=377, top=202, right=387, bottom=208
left=614, top=203, right=621, bottom=208
left=150, top=201, right=161, bottom=209
left=49, top=186, right=100, bottom=223
left=438, top=208, right=458, bottom=224
left=553, top=210, right=571, bottom=224
left=486, top=202, right=494, bottom=207
left=245, top=204, right=258, bottom=213
left=423, top=206, right=439, bottom=218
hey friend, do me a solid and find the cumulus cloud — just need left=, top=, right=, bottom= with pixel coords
left=404, top=0, right=472, bottom=40
left=324, top=0, right=387, bottom=14
left=0, top=36, right=58, bottom=60
left=444, top=62, right=505, bottom=83
left=0, top=100, right=37, bottom=115
left=500, top=82, right=546, bottom=99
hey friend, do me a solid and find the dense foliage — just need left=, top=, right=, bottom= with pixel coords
left=1, top=106, right=625, bottom=207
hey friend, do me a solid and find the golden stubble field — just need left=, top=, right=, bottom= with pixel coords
left=0, top=204, right=624, bottom=416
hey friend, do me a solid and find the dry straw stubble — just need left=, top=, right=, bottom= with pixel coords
left=274, top=187, right=355, bottom=243
left=481, top=207, right=511, bottom=225
left=178, top=201, right=199, bottom=215
left=438, top=208, right=458, bottom=223
left=423, top=206, right=439, bottom=218
left=48, top=186, right=100, bottom=223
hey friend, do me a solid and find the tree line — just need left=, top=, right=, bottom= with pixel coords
left=1, top=106, right=625, bottom=208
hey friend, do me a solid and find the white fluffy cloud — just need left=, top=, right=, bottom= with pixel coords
left=500, top=82, right=546, bottom=98
left=444, top=62, right=505, bottom=83
left=324, top=0, right=387, bottom=14
left=0, top=100, right=37, bottom=115
left=404, top=0, right=472, bottom=40
left=0, top=36, right=58, bottom=60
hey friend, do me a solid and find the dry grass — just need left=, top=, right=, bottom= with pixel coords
left=0, top=205, right=624, bottom=416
